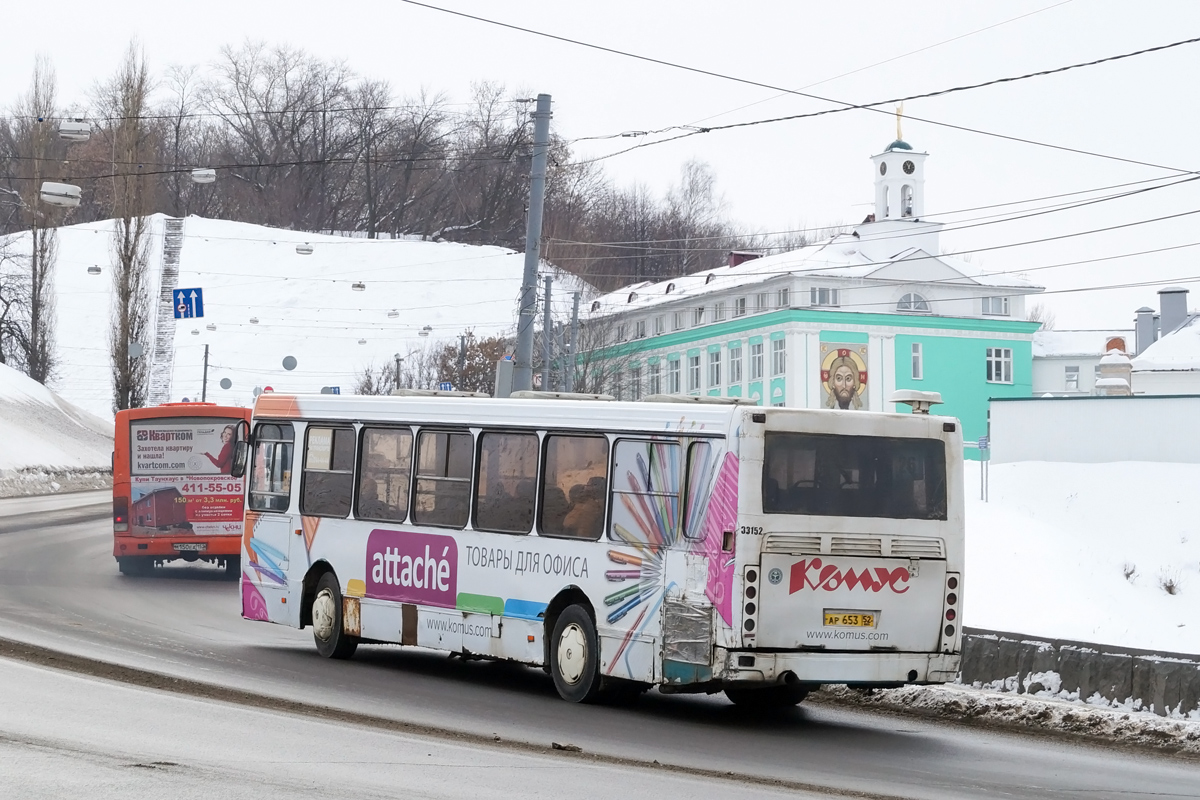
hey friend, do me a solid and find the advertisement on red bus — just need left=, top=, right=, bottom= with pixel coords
left=114, top=404, right=251, bottom=576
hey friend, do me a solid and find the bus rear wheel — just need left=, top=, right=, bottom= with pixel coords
left=312, top=572, right=358, bottom=659
left=724, top=682, right=810, bottom=708
left=117, top=556, right=153, bottom=577
left=550, top=605, right=601, bottom=703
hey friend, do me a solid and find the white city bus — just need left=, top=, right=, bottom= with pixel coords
left=234, top=390, right=962, bottom=705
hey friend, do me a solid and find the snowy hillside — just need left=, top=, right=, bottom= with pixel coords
left=0, top=362, right=112, bottom=478
left=3, top=216, right=585, bottom=418
left=965, top=461, right=1200, bottom=654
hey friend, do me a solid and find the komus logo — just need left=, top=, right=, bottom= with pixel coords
left=789, top=558, right=910, bottom=594
left=366, top=530, right=457, bottom=608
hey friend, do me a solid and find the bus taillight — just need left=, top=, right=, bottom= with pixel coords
left=113, top=496, right=129, bottom=532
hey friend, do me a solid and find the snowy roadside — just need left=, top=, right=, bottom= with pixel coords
left=0, top=468, right=111, bottom=498
left=813, top=682, right=1200, bottom=757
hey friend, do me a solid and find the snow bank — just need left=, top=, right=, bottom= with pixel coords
left=965, top=461, right=1200, bottom=654
left=0, top=363, right=113, bottom=480
left=817, top=683, right=1200, bottom=754
left=3, top=215, right=588, bottom=419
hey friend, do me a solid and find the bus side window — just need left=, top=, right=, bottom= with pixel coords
left=249, top=423, right=295, bottom=513
left=609, top=439, right=681, bottom=546
left=301, top=426, right=356, bottom=518
left=413, top=429, right=473, bottom=528
left=682, top=441, right=714, bottom=540
left=540, top=435, right=608, bottom=540
left=357, top=427, right=412, bottom=523
left=475, top=431, right=538, bottom=534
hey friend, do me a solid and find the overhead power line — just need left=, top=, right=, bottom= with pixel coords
left=397, top=0, right=1199, bottom=174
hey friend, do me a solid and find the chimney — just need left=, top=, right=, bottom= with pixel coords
left=1158, top=286, right=1189, bottom=336
left=1134, top=307, right=1156, bottom=354
left=728, top=251, right=762, bottom=268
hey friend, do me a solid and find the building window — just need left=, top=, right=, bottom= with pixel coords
left=630, top=366, right=642, bottom=400
left=771, top=338, right=786, bottom=376
left=911, top=342, right=923, bottom=380
left=673, top=310, right=686, bottom=331
left=667, top=360, right=681, bottom=394
left=729, top=346, right=742, bottom=385
left=777, top=288, right=790, bottom=308
left=648, top=363, right=662, bottom=395
left=986, top=347, right=1013, bottom=384
left=1064, top=365, right=1079, bottom=391
left=635, top=320, right=646, bottom=339
left=750, top=343, right=764, bottom=380
left=616, top=323, right=627, bottom=341
left=982, top=296, right=1010, bottom=316
left=897, top=293, right=930, bottom=313
left=755, top=292, right=769, bottom=313
left=613, top=371, right=624, bottom=400
left=713, top=301, right=727, bottom=321
left=687, top=354, right=701, bottom=392
left=733, top=297, right=747, bottom=317
left=694, top=307, right=705, bottom=326
left=708, top=350, right=721, bottom=388
left=654, top=316, right=665, bottom=335
left=811, top=287, right=839, bottom=307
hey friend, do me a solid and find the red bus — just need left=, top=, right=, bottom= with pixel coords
left=113, top=403, right=251, bottom=576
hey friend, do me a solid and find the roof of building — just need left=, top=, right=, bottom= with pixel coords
left=886, top=139, right=914, bottom=151
left=1132, top=313, right=1200, bottom=372
left=1032, top=329, right=1133, bottom=358
left=590, top=227, right=1044, bottom=316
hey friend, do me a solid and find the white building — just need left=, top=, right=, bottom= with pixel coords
left=586, top=136, right=1045, bottom=446
left=1031, top=329, right=1132, bottom=396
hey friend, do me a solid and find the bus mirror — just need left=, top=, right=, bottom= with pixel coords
left=231, top=441, right=249, bottom=479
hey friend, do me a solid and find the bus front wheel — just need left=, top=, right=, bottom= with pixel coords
left=312, top=573, right=358, bottom=660
left=724, top=682, right=810, bottom=708
left=550, top=605, right=601, bottom=703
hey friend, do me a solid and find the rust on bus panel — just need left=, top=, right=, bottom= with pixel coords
left=342, top=596, right=361, bottom=637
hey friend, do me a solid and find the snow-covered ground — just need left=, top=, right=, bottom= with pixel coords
left=3, top=216, right=585, bottom=419
left=0, top=363, right=112, bottom=496
left=965, top=460, right=1199, bottom=655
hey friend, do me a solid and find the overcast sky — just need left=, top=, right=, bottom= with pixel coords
left=5, top=0, right=1200, bottom=330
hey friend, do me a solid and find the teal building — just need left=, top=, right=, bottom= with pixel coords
left=586, top=138, right=1044, bottom=452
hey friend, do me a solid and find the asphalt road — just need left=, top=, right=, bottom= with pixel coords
left=1, top=495, right=1197, bottom=800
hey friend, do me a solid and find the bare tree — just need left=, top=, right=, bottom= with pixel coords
left=0, top=244, right=30, bottom=367
left=8, top=57, right=64, bottom=383
left=97, top=44, right=155, bottom=411
left=354, top=344, right=443, bottom=395
left=436, top=330, right=512, bottom=393
left=1028, top=302, right=1056, bottom=331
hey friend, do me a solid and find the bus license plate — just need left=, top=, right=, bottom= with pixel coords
left=823, top=610, right=877, bottom=628
left=173, top=542, right=207, bottom=552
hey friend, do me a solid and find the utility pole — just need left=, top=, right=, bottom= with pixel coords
left=201, top=344, right=209, bottom=402
left=565, top=291, right=580, bottom=393
left=540, top=275, right=553, bottom=391
left=458, top=334, right=467, bottom=389
left=512, top=94, right=552, bottom=392
left=394, top=353, right=402, bottom=392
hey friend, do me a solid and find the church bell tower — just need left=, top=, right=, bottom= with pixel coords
left=870, top=106, right=928, bottom=221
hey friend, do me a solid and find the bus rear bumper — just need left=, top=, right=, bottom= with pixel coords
left=718, top=648, right=960, bottom=686
left=113, top=534, right=242, bottom=559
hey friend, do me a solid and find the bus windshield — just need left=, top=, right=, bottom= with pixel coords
left=762, top=432, right=947, bottom=520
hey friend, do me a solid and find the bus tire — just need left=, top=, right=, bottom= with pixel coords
left=224, top=555, right=241, bottom=580
left=550, top=605, right=601, bottom=703
left=117, top=556, right=152, bottom=576
left=312, top=572, right=358, bottom=660
left=724, top=682, right=810, bottom=708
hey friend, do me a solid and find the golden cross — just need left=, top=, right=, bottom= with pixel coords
left=895, top=103, right=904, bottom=141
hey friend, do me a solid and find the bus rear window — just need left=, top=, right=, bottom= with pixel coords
left=762, top=432, right=947, bottom=520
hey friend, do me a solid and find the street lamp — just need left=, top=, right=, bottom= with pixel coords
left=191, top=168, right=216, bottom=184
left=351, top=281, right=366, bottom=291
left=58, top=119, right=90, bottom=142
left=39, top=182, right=81, bottom=208
left=87, top=265, right=101, bottom=275
left=296, top=243, right=314, bottom=255
left=419, top=325, right=432, bottom=337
